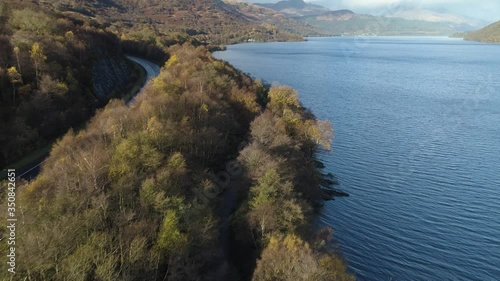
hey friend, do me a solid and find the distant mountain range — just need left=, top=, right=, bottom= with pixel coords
left=299, top=10, right=477, bottom=36
left=254, top=0, right=485, bottom=36
left=384, top=6, right=487, bottom=28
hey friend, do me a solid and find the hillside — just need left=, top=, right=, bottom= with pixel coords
left=225, top=0, right=328, bottom=36
left=464, top=21, right=500, bottom=43
left=257, top=0, right=329, bottom=17
left=46, top=0, right=320, bottom=47
left=299, top=10, right=475, bottom=36
left=0, top=0, right=142, bottom=168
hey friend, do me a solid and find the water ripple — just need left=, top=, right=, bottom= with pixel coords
left=215, top=37, right=500, bottom=281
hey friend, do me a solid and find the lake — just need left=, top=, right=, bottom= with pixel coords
left=214, top=37, right=500, bottom=281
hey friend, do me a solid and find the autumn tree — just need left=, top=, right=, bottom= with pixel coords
left=7, top=66, right=22, bottom=103
left=247, top=169, right=308, bottom=239
left=267, top=86, right=301, bottom=116
left=249, top=111, right=291, bottom=149
left=39, top=75, right=69, bottom=96
left=10, top=9, right=54, bottom=35
left=13, top=46, right=21, bottom=75
left=253, top=234, right=354, bottom=281
left=30, top=42, right=47, bottom=80
left=253, top=234, right=320, bottom=281
left=157, top=210, right=188, bottom=253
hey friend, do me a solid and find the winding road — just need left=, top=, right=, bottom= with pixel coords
left=126, top=55, right=161, bottom=105
left=11, top=56, right=161, bottom=180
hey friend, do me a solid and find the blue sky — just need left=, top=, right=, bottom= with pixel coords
left=247, top=0, right=500, bottom=22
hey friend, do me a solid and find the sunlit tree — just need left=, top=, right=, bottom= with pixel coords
left=30, top=42, right=47, bottom=79
left=7, top=66, right=22, bottom=103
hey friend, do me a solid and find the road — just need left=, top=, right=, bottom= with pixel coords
left=126, top=55, right=161, bottom=105
left=10, top=56, right=161, bottom=180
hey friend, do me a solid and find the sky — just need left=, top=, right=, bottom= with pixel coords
left=246, top=0, right=500, bottom=22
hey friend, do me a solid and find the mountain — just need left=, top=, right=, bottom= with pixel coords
left=384, top=7, right=486, bottom=30
left=464, top=21, right=500, bottom=43
left=299, top=10, right=477, bottom=36
left=257, top=0, right=330, bottom=17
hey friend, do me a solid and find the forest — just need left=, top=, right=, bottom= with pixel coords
left=1, top=43, right=353, bottom=281
left=0, top=1, right=144, bottom=169
left=0, top=0, right=313, bottom=170
left=0, top=1, right=353, bottom=280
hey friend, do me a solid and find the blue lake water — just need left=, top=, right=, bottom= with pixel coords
left=214, top=37, right=500, bottom=281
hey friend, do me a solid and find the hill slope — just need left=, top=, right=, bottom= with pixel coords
left=464, top=21, right=500, bottom=43
left=0, top=0, right=139, bottom=167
